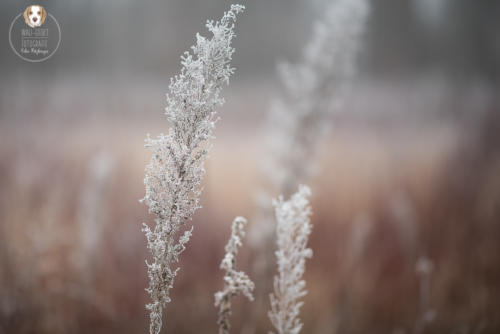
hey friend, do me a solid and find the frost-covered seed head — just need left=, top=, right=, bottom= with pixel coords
left=251, top=0, right=370, bottom=248
left=141, top=5, right=244, bottom=334
left=215, top=217, right=254, bottom=334
left=269, top=186, right=313, bottom=334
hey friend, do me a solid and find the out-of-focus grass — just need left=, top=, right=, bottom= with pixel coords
left=1, top=81, right=499, bottom=334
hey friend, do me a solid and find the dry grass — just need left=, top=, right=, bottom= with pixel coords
left=0, top=103, right=499, bottom=333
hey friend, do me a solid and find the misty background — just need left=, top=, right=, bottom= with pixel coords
left=1, top=0, right=499, bottom=333
left=1, top=0, right=499, bottom=120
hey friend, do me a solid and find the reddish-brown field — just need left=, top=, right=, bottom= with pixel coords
left=1, top=87, right=499, bottom=333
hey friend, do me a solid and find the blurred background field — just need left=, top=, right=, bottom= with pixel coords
left=1, top=0, right=499, bottom=333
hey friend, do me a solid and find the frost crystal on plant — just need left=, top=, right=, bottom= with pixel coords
left=269, top=186, right=313, bottom=334
left=140, top=5, right=244, bottom=334
left=215, top=216, right=254, bottom=334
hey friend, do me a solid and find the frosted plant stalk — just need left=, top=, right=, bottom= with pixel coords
left=261, top=0, right=369, bottom=198
left=250, top=0, right=369, bottom=249
left=269, top=186, right=313, bottom=334
left=141, top=5, right=244, bottom=334
left=390, top=190, right=418, bottom=257
left=414, top=257, right=436, bottom=334
left=248, top=3, right=369, bottom=332
left=215, top=217, right=254, bottom=334
left=77, top=152, right=114, bottom=272
left=346, top=212, right=373, bottom=270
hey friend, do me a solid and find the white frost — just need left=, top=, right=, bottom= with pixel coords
left=141, top=5, right=244, bottom=334
left=269, top=186, right=313, bottom=334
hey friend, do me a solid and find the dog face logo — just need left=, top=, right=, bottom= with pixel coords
left=10, top=4, right=61, bottom=62
left=23, top=5, right=47, bottom=28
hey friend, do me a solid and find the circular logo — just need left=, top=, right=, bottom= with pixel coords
left=9, top=5, right=61, bottom=62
